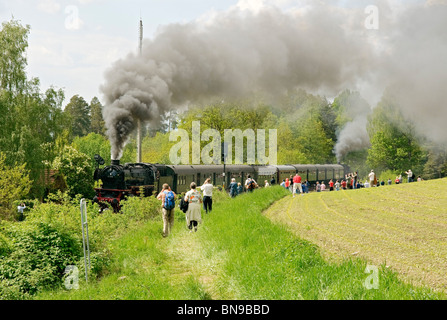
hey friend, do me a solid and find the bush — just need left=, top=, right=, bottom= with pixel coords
left=119, top=195, right=161, bottom=222
left=51, top=146, right=94, bottom=198
left=0, top=222, right=80, bottom=299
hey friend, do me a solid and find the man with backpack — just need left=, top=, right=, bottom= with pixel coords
left=245, top=175, right=258, bottom=193
left=157, top=183, right=177, bottom=237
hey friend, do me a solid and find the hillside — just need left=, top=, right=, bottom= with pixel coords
left=34, top=184, right=447, bottom=300
left=265, top=179, right=447, bottom=292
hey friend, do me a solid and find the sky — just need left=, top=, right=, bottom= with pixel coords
left=0, top=0, right=435, bottom=107
left=1, top=0, right=243, bottom=105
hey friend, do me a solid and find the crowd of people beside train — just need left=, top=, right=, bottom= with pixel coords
left=156, top=168, right=422, bottom=237
left=276, top=168, right=423, bottom=194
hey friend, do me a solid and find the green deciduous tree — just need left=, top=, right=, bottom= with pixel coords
left=0, top=20, right=67, bottom=199
left=0, top=152, right=31, bottom=220
left=0, top=20, right=29, bottom=93
left=366, top=94, right=425, bottom=173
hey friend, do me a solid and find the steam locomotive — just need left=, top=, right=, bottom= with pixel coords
left=92, top=154, right=350, bottom=211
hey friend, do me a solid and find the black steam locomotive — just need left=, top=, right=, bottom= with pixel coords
left=92, top=154, right=350, bottom=211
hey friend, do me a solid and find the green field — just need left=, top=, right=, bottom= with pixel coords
left=35, top=183, right=446, bottom=300
left=265, top=179, right=447, bottom=292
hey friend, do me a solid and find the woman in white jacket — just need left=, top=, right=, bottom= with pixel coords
left=185, top=182, right=203, bottom=232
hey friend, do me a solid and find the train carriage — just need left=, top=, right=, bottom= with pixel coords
left=251, top=165, right=277, bottom=186
left=274, top=165, right=297, bottom=184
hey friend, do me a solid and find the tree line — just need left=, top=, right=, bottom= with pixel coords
left=1, top=19, right=446, bottom=220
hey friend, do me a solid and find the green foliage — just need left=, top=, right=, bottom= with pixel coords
left=423, top=148, right=447, bottom=180
left=0, top=19, right=29, bottom=93
left=0, top=152, right=32, bottom=220
left=142, top=131, right=174, bottom=164
left=0, top=188, right=167, bottom=299
left=366, top=96, right=426, bottom=173
left=89, top=97, right=106, bottom=136
left=119, top=195, right=162, bottom=222
left=64, top=95, right=91, bottom=139
left=0, top=20, right=67, bottom=199
left=51, top=146, right=94, bottom=198
left=72, top=133, right=112, bottom=168
left=0, top=221, right=80, bottom=299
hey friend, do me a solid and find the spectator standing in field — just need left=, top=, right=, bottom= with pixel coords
left=157, top=184, right=177, bottom=237
left=303, top=179, right=310, bottom=193
left=316, top=181, right=321, bottom=192
left=405, top=169, right=413, bottom=183
left=341, top=179, right=347, bottom=190
left=270, top=176, right=276, bottom=185
left=17, top=202, right=26, bottom=221
left=368, top=170, right=375, bottom=186
left=321, top=181, right=326, bottom=191
left=329, top=179, right=334, bottom=191
left=352, top=172, right=358, bottom=189
left=388, top=178, right=392, bottom=185
left=264, top=180, right=270, bottom=187
left=229, top=178, right=238, bottom=198
left=280, top=179, right=286, bottom=188
left=395, top=176, right=400, bottom=184
left=285, top=178, right=290, bottom=191
left=346, top=174, right=352, bottom=189
left=292, top=173, right=302, bottom=197
left=184, top=182, right=202, bottom=232
left=335, top=180, right=340, bottom=191
left=200, top=178, right=213, bottom=214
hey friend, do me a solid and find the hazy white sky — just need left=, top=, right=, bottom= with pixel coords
left=0, top=0, right=430, bottom=106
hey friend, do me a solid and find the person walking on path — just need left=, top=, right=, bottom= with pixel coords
left=245, top=175, right=258, bottom=193
left=184, top=182, right=203, bottom=232
left=237, top=182, right=243, bottom=195
left=229, top=178, right=238, bottom=198
left=157, top=184, right=177, bottom=237
left=200, top=178, right=213, bottom=214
